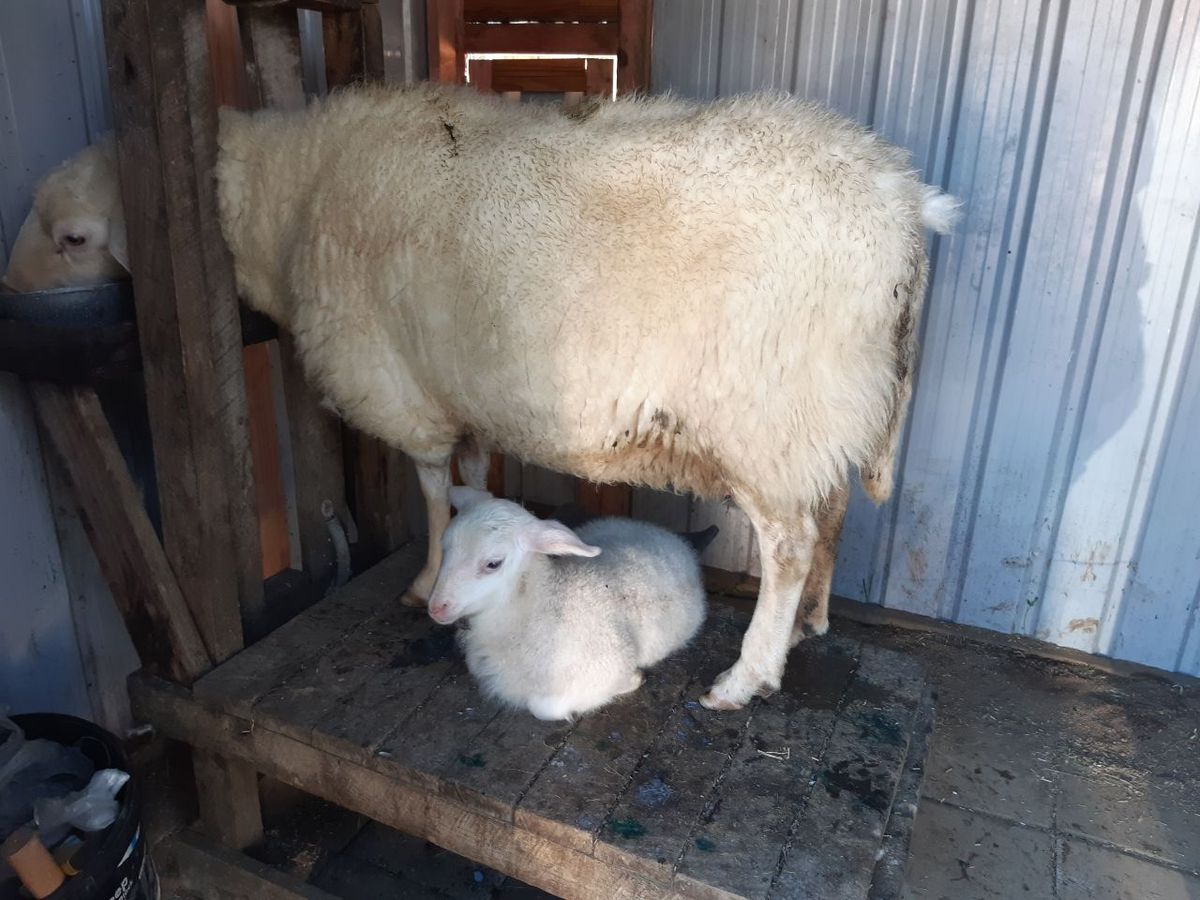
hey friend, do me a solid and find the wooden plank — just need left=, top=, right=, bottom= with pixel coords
left=346, top=429, right=410, bottom=564
left=227, top=0, right=365, bottom=11
left=240, top=4, right=308, bottom=110
left=370, top=664, right=504, bottom=787
left=463, top=0, right=619, bottom=23
left=585, top=55, right=614, bottom=95
left=309, top=617, right=461, bottom=764
left=616, top=0, right=651, bottom=93
left=630, top=487, right=690, bottom=533
left=323, top=4, right=385, bottom=87
left=578, top=480, right=632, bottom=518
left=673, top=636, right=862, bottom=898
left=770, top=645, right=925, bottom=900
left=131, top=675, right=667, bottom=899
left=165, top=829, right=340, bottom=900
left=464, top=22, right=618, bottom=55
left=436, top=704, right=576, bottom=824
left=426, top=0, right=465, bottom=84
left=591, top=612, right=757, bottom=883
left=249, top=602, right=435, bottom=748
left=194, top=544, right=425, bottom=713
left=486, top=57, right=588, bottom=92
left=193, top=750, right=265, bottom=850
left=245, top=344, right=291, bottom=578
left=278, top=342, right=348, bottom=583
left=30, top=384, right=212, bottom=684
left=104, top=0, right=263, bottom=662
left=513, top=605, right=733, bottom=856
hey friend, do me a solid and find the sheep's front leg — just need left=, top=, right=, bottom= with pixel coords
left=790, top=480, right=849, bottom=646
left=700, top=507, right=817, bottom=710
left=400, top=459, right=452, bottom=607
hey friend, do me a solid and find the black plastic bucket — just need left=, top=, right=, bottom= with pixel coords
left=10, top=714, right=158, bottom=900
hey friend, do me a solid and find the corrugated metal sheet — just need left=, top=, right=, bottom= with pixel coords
left=651, top=0, right=1200, bottom=674
left=0, top=0, right=113, bottom=716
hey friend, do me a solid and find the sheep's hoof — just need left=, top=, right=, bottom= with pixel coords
left=789, top=617, right=829, bottom=648
left=700, top=663, right=778, bottom=710
left=698, top=690, right=744, bottom=711
left=400, top=588, right=427, bottom=608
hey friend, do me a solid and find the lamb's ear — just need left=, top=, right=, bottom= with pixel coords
left=519, top=520, right=601, bottom=558
left=449, top=486, right=493, bottom=512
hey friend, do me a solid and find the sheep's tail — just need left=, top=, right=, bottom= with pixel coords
left=861, top=185, right=958, bottom=505
left=920, top=185, right=961, bottom=235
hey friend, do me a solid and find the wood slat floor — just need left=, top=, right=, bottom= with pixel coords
left=143, top=544, right=934, bottom=899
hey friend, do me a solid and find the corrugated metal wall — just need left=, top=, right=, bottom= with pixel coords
left=646, top=0, right=1200, bottom=675
left=0, top=0, right=118, bottom=718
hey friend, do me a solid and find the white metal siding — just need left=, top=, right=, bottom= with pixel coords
left=649, top=0, right=1200, bottom=674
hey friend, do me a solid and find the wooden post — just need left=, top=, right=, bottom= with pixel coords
left=103, top=0, right=266, bottom=851
left=193, top=750, right=264, bottom=850
left=103, top=0, right=264, bottom=660
left=426, top=0, right=465, bottom=84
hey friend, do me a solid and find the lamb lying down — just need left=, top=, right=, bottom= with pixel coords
left=427, top=487, right=712, bottom=721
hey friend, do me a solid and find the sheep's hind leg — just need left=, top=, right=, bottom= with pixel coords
left=790, top=480, right=848, bottom=647
left=700, top=504, right=817, bottom=711
left=401, top=459, right=452, bottom=608
left=456, top=436, right=491, bottom=492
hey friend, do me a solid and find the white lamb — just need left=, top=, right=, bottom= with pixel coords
left=428, top=487, right=707, bottom=721
left=2, top=135, right=128, bottom=292
left=216, top=83, right=958, bottom=710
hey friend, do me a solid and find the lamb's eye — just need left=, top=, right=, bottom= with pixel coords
left=63, top=234, right=86, bottom=247
left=484, top=559, right=504, bottom=572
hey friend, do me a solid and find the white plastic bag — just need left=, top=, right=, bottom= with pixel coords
left=35, top=768, right=130, bottom=845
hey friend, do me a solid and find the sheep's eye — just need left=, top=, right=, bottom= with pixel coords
left=484, top=559, right=504, bottom=572
left=63, top=234, right=86, bottom=247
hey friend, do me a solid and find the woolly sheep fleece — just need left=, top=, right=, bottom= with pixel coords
left=217, top=83, right=951, bottom=512
left=436, top=498, right=707, bottom=721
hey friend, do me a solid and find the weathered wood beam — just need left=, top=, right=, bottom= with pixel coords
left=131, top=674, right=666, bottom=898
left=163, top=830, right=340, bottom=900
left=103, top=0, right=264, bottom=660
left=31, top=384, right=213, bottom=684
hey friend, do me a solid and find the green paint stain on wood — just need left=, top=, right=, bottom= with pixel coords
left=694, top=836, right=716, bottom=852
left=457, top=753, right=487, bottom=768
left=608, top=818, right=646, bottom=839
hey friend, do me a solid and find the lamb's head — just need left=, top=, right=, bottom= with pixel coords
left=2, top=137, right=128, bottom=292
left=426, top=487, right=601, bottom=625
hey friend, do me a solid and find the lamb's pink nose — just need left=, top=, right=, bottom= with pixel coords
left=428, top=602, right=451, bottom=623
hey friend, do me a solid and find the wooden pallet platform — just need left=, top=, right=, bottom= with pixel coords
left=133, top=544, right=934, bottom=900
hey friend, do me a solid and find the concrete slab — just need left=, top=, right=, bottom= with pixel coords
left=900, top=801, right=1053, bottom=900
left=1058, top=838, right=1200, bottom=900
left=1057, top=773, right=1200, bottom=871
left=922, top=723, right=1057, bottom=828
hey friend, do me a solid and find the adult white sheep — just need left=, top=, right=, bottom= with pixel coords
left=216, top=83, right=958, bottom=711
left=2, top=135, right=128, bottom=292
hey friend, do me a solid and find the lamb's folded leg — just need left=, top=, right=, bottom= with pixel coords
left=401, top=459, right=452, bottom=607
